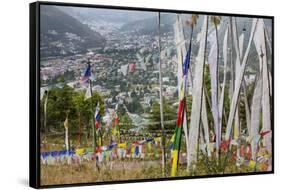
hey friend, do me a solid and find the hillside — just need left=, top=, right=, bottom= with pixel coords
left=40, top=5, right=105, bottom=59
left=58, top=6, right=156, bottom=24
left=120, top=13, right=177, bottom=35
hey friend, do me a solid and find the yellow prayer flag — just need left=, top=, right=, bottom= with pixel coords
left=171, top=149, right=179, bottom=177
left=75, top=148, right=85, bottom=156
left=249, top=160, right=256, bottom=169
left=131, top=146, right=135, bottom=154
left=118, top=143, right=126, bottom=148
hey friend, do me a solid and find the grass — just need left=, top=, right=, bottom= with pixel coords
left=41, top=160, right=164, bottom=185
left=40, top=154, right=269, bottom=186
left=40, top=137, right=271, bottom=186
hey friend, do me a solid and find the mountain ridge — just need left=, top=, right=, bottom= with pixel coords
left=40, top=5, right=105, bottom=59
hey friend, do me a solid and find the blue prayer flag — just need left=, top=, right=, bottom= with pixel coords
left=80, top=64, right=91, bottom=83
left=183, top=48, right=191, bottom=76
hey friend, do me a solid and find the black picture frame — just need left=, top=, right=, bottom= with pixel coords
left=29, top=1, right=274, bottom=188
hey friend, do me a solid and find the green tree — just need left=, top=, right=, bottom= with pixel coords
left=83, top=90, right=105, bottom=140
left=126, top=98, right=143, bottom=114
left=41, top=85, right=106, bottom=145
left=148, top=98, right=177, bottom=130
left=72, top=91, right=91, bottom=145
left=118, top=113, right=133, bottom=130
left=45, top=85, right=76, bottom=132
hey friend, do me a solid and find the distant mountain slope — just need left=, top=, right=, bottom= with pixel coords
left=58, top=6, right=156, bottom=24
left=40, top=5, right=105, bottom=59
left=120, top=13, right=177, bottom=35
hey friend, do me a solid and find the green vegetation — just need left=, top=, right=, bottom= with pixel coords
left=41, top=84, right=105, bottom=140
left=148, top=98, right=177, bottom=130
left=41, top=151, right=266, bottom=186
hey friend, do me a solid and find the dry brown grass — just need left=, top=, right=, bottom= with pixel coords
left=41, top=153, right=270, bottom=186
left=41, top=160, right=166, bottom=186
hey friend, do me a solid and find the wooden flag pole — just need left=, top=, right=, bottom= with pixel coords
left=188, top=15, right=209, bottom=167
left=158, top=12, right=166, bottom=176
left=88, top=60, right=97, bottom=153
left=64, top=111, right=71, bottom=165
left=77, top=111, right=81, bottom=146
left=223, top=18, right=258, bottom=173
left=43, top=90, right=49, bottom=143
left=87, top=60, right=100, bottom=171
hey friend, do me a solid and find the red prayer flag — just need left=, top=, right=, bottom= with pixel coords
left=176, top=100, right=184, bottom=126
left=260, top=130, right=271, bottom=137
